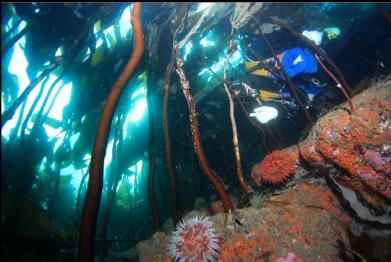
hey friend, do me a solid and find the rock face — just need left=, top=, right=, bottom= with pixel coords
left=136, top=183, right=352, bottom=262
left=298, top=76, right=391, bottom=219
left=252, top=76, right=391, bottom=224
left=217, top=182, right=352, bottom=261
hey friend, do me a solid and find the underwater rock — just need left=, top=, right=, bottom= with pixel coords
left=218, top=182, right=352, bottom=261
left=204, top=199, right=227, bottom=216
left=298, top=75, right=391, bottom=221
left=252, top=145, right=300, bottom=186
left=275, top=252, right=297, bottom=262
left=348, top=219, right=391, bottom=261
left=136, top=231, right=170, bottom=262
left=135, top=183, right=351, bottom=261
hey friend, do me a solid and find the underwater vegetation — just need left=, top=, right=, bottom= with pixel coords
left=1, top=2, right=391, bottom=262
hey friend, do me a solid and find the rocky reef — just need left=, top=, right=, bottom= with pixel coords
left=112, top=76, right=391, bottom=261
left=298, top=75, right=391, bottom=221
left=134, top=182, right=351, bottom=262
left=254, top=75, right=391, bottom=224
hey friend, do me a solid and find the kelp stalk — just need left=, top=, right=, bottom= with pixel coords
left=163, top=51, right=179, bottom=225
left=202, top=61, right=274, bottom=152
left=28, top=72, right=65, bottom=141
left=20, top=76, right=50, bottom=139
left=100, top=113, right=123, bottom=257
left=2, top=26, right=28, bottom=58
left=174, top=44, right=233, bottom=213
left=315, top=54, right=355, bottom=112
left=223, top=32, right=253, bottom=194
left=161, top=17, right=186, bottom=225
left=78, top=3, right=144, bottom=261
left=1, top=63, right=58, bottom=128
left=2, top=17, right=22, bottom=43
left=147, top=75, right=161, bottom=230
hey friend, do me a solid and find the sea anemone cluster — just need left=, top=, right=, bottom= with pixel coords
left=168, top=216, right=220, bottom=262
left=252, top=145, right=299, bottom=186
